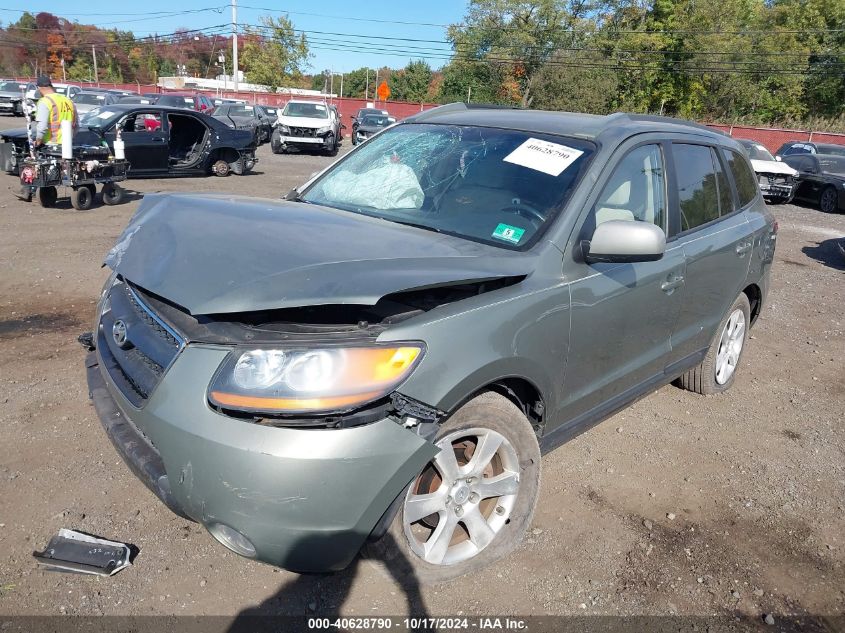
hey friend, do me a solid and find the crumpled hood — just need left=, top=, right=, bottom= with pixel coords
left=278, top=115, right=331, bottom=129
left=0, top=91, right=23, bottom=99
left=750, top=158, right=798, bottom=177
left=105, top=193, right=533, bottom=315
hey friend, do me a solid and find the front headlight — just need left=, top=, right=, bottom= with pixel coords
left=208, top=344, right=424, bottom=414
left=317, top=126, right=333, bottom=135
left=278, top=124, right=290, bottom=133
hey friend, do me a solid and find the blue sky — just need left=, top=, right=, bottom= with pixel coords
left=0, top=1, right=467, bottom=73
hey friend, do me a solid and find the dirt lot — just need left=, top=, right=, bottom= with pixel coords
left=0, top=114, right=842, bottom=628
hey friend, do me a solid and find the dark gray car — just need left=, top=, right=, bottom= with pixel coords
left=82, top=104, right=776, bottom=582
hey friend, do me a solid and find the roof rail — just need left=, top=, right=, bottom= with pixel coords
left=407, top=101, right=522, bottom=123
left=622, top=113, right=721, bottom=135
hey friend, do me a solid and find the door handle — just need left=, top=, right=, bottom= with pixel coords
left=736, top=241, right=752, bottom=256
left=151, top=137, right=166, bottom=143
left=661, top=274, right=685, bottom=293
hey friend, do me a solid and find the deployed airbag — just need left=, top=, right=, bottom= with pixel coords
left=321, top=162, right=424, bottom=210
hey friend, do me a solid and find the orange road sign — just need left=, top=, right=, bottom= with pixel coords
left=377, top=81, right=391, bottom=101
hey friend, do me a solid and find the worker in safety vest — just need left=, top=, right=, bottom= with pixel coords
left=33, top=75, right=78, bottom=147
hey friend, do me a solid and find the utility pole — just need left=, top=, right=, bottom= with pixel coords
left=92, top=45, right=99, bottom=86
left=232, top=0, right=238, bottom=92
left=374, top=69, right=379, bottom=105
left=365, top=68, right=369, bottom=101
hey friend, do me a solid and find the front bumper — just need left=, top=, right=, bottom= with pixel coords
left=758, top=177, right=795, bottom=200
left=85, top=345, right=436, bottom=571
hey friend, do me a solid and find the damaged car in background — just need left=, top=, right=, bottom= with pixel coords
left=211, top=102, right=275, bottom=145
left=737, top=139, right=798, bottom=204
left=0, top=104, right=257, bottom=178
left=81, top=103, right=776, bottom=582
left=271, top=99, right=342, bottom=156
left=0, top=80, right=27, bottom=116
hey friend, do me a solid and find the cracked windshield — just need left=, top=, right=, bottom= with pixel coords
left=302, top=123, right=594, bottom=248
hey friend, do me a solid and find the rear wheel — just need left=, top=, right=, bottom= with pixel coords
left=37, top=186, right=57, bottom=208
left=819, top=185, right=839, bottom=213
left=70, top=185, right=93, bottom=210
left=676, top=293, right=751, bottom=395
left=367, top=391, right=541, bottom=584
left=101, top=183, right=124, bottom=206
left=211, top=159, right=230, bottom=177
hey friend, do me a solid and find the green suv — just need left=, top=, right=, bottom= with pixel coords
left=83, top=104, right=777, bottom=582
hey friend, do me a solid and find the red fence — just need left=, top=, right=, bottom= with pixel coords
left=60, top=81, right=435, bottom=137
left=705, top=124, right=845, bottom=153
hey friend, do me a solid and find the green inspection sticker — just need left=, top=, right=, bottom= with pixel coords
left=491, top=223, right=526, bottom=244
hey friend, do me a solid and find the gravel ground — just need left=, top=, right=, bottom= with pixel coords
left=0, top=114, right=842, bottom=628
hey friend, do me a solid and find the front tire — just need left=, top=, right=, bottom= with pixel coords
left=367, top=391, right=541, bottom=584
left=819, top=185, right=839, bottom=214
left=676, top=293, right=751, bottom=395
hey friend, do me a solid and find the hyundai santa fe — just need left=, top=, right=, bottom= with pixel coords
left=82, top=103, right=776, bottom=582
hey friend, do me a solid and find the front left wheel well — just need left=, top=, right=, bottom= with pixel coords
left=483, top=378, right=545, bottom=436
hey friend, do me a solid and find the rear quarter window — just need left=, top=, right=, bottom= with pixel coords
left=725, top=150, right=759, bottom=207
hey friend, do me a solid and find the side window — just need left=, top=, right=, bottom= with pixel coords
left=672, top=144, right=720, bottom=232
left=725, top=149, right=758, bottom=207
left=592, top=144, right=666, bottom=229
left=713, top=148, right=735, bottom=215
left=122, top=112, right=162, bottom=133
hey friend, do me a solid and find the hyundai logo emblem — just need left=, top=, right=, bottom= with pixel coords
left=112, top=319, right=131, bottom=349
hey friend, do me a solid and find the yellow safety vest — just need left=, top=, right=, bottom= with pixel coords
left=39, top=93, right=77, bottom=144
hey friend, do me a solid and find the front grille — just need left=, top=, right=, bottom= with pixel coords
left=289, top=126, right=318, bottom=138
left=98, top=280, right=184, bottom=407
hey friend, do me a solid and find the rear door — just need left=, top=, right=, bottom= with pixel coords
left=666, top=143, right=752, bottom=366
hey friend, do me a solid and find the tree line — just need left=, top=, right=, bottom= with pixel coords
left=1, top=0, right=842, bottom=130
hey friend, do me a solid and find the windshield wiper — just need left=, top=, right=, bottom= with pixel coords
left=384, top=218, right=443, bottom=234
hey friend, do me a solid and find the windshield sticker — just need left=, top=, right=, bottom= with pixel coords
left=503, top=138, right=584, bottom=177
left=492, top=223, right=526, bottom=244
left=315, top=104, right=326, bottom=111
left=96, top=110, right=115, bottom=119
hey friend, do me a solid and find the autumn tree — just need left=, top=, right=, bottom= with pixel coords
left=241, top=15, right=309, bottom=91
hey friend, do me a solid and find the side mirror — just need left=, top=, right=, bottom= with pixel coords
left=583, top=220, right=666, bottom=264
left=775, top=155, right=782, bottom=162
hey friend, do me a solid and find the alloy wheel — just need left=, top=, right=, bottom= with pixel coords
left=715, top=308, right=745, bottom=385
left=402, top=427, right=520, bottom=566
left=820, top=187, right=837, bottom=213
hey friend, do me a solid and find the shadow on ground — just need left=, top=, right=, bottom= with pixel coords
left=802, top=238, right=845, bottom=271
left=226, top=533, right=434, bottom=633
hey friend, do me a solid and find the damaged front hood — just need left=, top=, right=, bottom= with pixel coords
left=106, top=193, right=534, bottom=315
left=750, top=159, right=797, bottom=177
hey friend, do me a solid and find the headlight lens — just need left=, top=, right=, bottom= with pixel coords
left=209, top=345, right=424, bottom=414
left=279, top=124, right=290, bottom=134
left=317, top=126, right=332, bottom=135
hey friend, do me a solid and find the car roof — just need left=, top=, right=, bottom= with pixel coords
left=816, top=143, right=845, bottom=151
left=406, top=103, right=735, bottom=147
